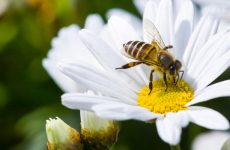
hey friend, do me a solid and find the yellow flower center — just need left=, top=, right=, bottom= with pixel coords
left=137, top=80, right=194, bottom=114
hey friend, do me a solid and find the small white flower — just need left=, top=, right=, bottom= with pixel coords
left=59, top=0, right=230, bottom=146
left=81, top=109, right=119, bottom=150
left=46, top=117, right=82, bottom=150
left=192, top=131, right=230, bottom=150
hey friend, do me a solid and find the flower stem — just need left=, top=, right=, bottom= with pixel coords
left=170, top=144, right=181, bottom=150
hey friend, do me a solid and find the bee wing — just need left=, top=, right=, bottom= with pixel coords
left=120, top=47, right=161, bottom=67
left=143, top=19, right=166, bottom=49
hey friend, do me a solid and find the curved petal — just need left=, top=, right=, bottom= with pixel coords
left=192, top=131, right=230, bottom=150
left=194, top=51, right=230, bottom=92
left=84, top=14, right=104, bottom=32
left=174, top=0, right=194, bottom=60
left=186, top=106, right=229, bottom=130
left=43, top=25, right=100, bottom=92
left=108, top=15, right=141, bottom=50
left=58, top=62, right=136, bottom=104
left=187, top=80, right=230, bottom=106
left=193, top=0, right=230, bottom=7
left=143, top=0, right=158, bottom=26
left=156, top=114, right=182, bottom=145
left=106, top=8, right=142, bottom=36
left=61, top=92, right=127, bottom=111
left=183, top=15, right=219, bottom=68
left=156, top=0, right=174, bottom=46
left=92, top=104, right=161, bottom=121
left=185, top=30, right=228, bottom=81
left=133, top=0, right=149, bottom=15
left=42, top=59, right=80, bottom=92
left=79, top=29, right=144, bottom=90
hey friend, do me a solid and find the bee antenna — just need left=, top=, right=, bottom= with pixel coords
left=163, top=45, right=173, bottom=50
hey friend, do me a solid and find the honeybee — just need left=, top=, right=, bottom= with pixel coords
left=116, top=19, right=184, bottom=94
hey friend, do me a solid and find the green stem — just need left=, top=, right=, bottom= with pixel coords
left=170, top=144, right=181, bottom=150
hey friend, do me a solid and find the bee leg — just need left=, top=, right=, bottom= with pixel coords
left=179, top=70, right=184, bottom=80
left=163, top=72, right=168, bottom=92
left=148, top=70, right=155, bottom=95
left=115, top=61, right=143, bottom=69
left=175, top=73, right=180, bottom=85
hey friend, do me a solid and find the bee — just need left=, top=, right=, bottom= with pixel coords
left=116, top=19, right=184, bottom=94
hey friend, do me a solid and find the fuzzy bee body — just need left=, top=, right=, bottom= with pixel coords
left=116, top=19, right=184, bottom=94
left=123, top=41, right=158, bottom=61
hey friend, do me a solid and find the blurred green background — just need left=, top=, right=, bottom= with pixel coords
left=0, top=0, right=229, bottom=149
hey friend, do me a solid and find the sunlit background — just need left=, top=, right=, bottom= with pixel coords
left=0, top=0, right=229, bottom=149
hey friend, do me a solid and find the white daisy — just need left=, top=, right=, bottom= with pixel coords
left=43, top=12, right=131, bottom=148
left=59, top=0, right=230, bottom=146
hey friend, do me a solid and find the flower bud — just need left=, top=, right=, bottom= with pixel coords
left=80, top=111, right=119, bottom=150
left=46, top=117, right=83, bottom=150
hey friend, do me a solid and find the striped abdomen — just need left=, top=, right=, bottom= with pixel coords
left=123, top=41, right=158, bottom=61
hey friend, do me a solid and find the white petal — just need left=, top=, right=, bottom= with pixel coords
left=183, top=15, right=219, bottom=68
left=186, top=106, right=229, bottom=130
left=42, top=59, right=81, bottom=92
left=193, top=0, right=230, bottom=7
left=168, top=111, right=190, bottom=128
left=92, top=104, right=161, bottom=121
left=143, top=0, right=158, bottom=25
left=156, top=114, right=182, bottom=145
left=185, top=30, right=228, bottom=81
left=133, top=0, right=149, bottom=14
left=174, top=0, right=194, bottom=60
left=218, top=20, right=230, bottom=32
left=62, top=92, right=125, bottom=111
left=106, top=8, right=142, bottom=36
left=43, top=25, right=102, bottom=93
left=79, top=29, right=124, bottom=71
left=79, top=29, right=145, bottom=90
left=58, top=62, right=136, bottom=104
left=108, top=15, right=141, bottom=50
left=192, top=131, right=230, bottom=150
left=49, top=25, right=101, bottom=68
left=84, top=14, right=104, bottom=32
left=156, top=0, right=174, bottom=46
left=192, top=47, right=230, bottom=91
left=187, top=80, right=230, bottom=106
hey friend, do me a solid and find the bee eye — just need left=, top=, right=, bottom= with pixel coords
left=169, top=65, right=175, bottom=75
left=169, top=65, right=175, bottom=71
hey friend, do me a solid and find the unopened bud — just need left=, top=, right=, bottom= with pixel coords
left=46, top=117, right=83, bottom=150
left=80, top=111, right=119, bottom=150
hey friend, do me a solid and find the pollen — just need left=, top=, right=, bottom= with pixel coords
left=137, top=80, right=194, bottom=114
